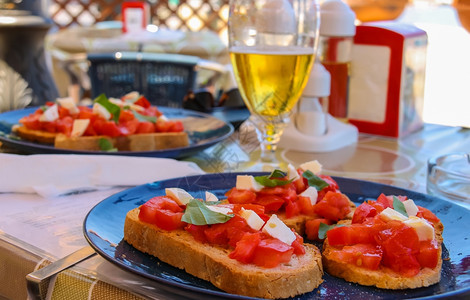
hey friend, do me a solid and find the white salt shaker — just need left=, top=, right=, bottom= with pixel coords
left=295, top=62, right=331, bottom=136
left=318, top=0, right=355, bottom=120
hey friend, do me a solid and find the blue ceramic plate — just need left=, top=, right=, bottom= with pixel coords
left=0, top=107, right=233, bottom=158
left=83, top=173, right=470, bottom=299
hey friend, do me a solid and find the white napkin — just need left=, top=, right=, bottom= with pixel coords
left=0, top=153, right=204, bottom=198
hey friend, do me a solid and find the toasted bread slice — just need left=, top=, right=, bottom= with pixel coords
left=54, top=132, right=189, bottom=151
left=322, top=219, right=443, bottom=289
left=124, top=207, right=324, bottom=299
left=13, top=125, right=189, bottom=151
left=14, top=125, right=56, bottom=144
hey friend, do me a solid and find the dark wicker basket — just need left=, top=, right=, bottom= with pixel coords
left=87, top=52, right=199, bottom=107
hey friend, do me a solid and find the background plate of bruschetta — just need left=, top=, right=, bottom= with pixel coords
left=0, top=106, right=234, bottom=158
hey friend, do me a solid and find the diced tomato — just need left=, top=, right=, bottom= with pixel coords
left=83, top=119, right=97, bottom=136
left=285, top=200, right=301, bottom=218
left=229, top=232, right=261, bottom=264
left=185, top=224, right=208, bottom=243
left=377, top=221, right=420, bottom=255
left=134, top=95, right=152, bottom=108
left=58, top=106, right=71, bottom=118
left=155, top=119, right=172, bottom=132
left=92, top=118, right=105, bottom=134
left=204, top=223, right=229, bottom=245
left=254, top=194, right=285, bottom=213
left=252, top=238, right=294, bottom=268
left=136, top=121, right=155, bottom=134
left=367, top=200, right=386, bottom=214
left=314, top=191, right=351, bottom=222
left=225, top=215, right=253, bottom=247
left=376, top=194, right=408, bottom=209
left=117, top=124, right=131, bottom=136
left=320, top=175, right=339, bottom=190
left=416, top=207, right=441, bottom=226
left=283, top=186, right=298, bottom=203
left=168, top=120, right=184, bottom=132
left=259, top=184, right=297, bottom=204
left=19, top=114, right=41, bottom=130
left=352, top=202, right=378, bottom=224
left=225, top=187, right=234, bottom=197
left=329, top=244, right=383, bottom=270
left=327, top=224, right=377, bottom=246
left=298, top=195, right=315, bottom=216
left=55, top=116, right=74, bottom=136
left=378, top=222, right=421, bottom=277
left=226, top=188, right=257, bottom=204
left=395, top=195, right=408, bottom=202
left=232, top=204, right=269, bottom=222
left=97, top=120, right=122, bottom=137
left=291, top=232, right=306, bottom=255
left=117, top=125, right=133, bottom=136
left=359, top=214, right=386, bottom=231
left=41, top=121, right=57, bottom=133
left=118, top=124, right=131, bottom=136
left=78, top=107, right=95, bottom=120
left=120, top=119, right=139, bottom=135
left=376, top=193, right=393, bottom=209
left=305, top=218, right=332, bottom=241
left=138, top=196, right=184, bottom=231
left=257, top=186, right=286, bottom=196
left=201, top=215, right=250, bottom=246
left=30, top=108, right=42, bottom=115
left=151, top=208, right=185, bottom=231
left=417, top=239, right=439, bottom=269
left=118, top=110, right=135, bottom=123
left=383, top=250, right=421, bottom=277
left=143, top=106, right=163, bottom=117
left=232, top=203, right=264, bottom=215
left=317, top=175, right=340, bottom=201
left=293, top=176, right=307, bottom=194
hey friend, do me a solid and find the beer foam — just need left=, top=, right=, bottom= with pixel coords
left=230, top=45, right=315, bottom=55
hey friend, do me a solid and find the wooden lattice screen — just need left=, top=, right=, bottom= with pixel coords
left=49, top=0, right=229, bottom=35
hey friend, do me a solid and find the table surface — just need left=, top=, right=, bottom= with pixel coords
left=1, top=122, right=469, bottom=300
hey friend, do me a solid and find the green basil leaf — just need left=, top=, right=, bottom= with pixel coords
left=7, top=134, right=21, bottom=141
left=181, top=199, right=233, bottom=225
left=253, top=169, right=292, bottom=187
left=254, top=175, right=292, bottom=187
left=132, top=110, right=157, bottom=123
left=318, top=223, right=346, bottom=240
left=94, top=93, right=121, bottom=123
left=393, top=196, right=408, bottom=217
left=270, top=169, right=287, bottom=178
left=98, top=138, right=117, bottom=152
left=302, top=170, right=329, bottom=191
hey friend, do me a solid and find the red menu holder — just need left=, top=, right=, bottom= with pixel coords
left=348, top=22, right=427, bottom=138
left=122, top=1, right=150, bottom=33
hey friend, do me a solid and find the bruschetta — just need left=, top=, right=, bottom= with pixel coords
left=124, top=193, right=323, bottom=299
left=322, top=194, right=443, bottom=289
left=224, top=161, right=356, bottom=237
left=13, top=92, right=189, bottom=151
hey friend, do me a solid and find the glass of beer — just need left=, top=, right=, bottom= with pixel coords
left=228, top=0, right=320, bottom=164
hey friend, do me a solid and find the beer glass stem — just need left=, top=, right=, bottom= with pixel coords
left=250, top=116, right=288, bottom=163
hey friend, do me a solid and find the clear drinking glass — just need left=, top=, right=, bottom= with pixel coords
left=228, top=0, right=320, bottom=164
